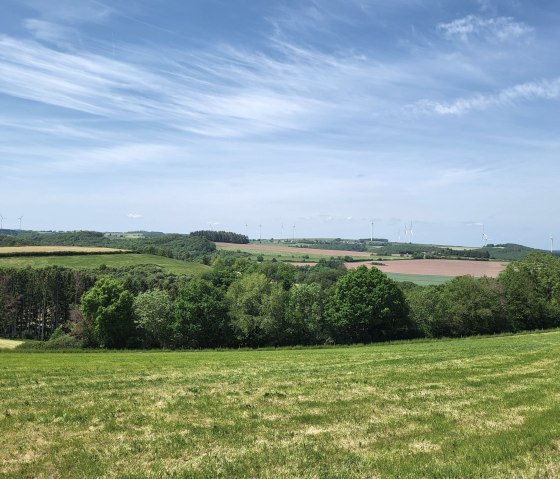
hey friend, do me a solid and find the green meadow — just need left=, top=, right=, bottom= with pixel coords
left=385, top=272, right=454, bottom=286
left=1, top=331, right=559, bottom=478
left=0, top=253, right=210, bottom=276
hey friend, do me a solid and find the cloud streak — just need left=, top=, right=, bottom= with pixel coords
left=412, top=77, right=560, bottom=116
left=438, top=15, right=532, bottom=42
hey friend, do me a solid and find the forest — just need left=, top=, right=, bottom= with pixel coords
left=1, top=251, right=559, bottom=349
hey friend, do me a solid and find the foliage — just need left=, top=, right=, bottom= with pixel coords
left=190, top=230, right=249, bottom=244
left=133, top=289, right=174, bottom=348
left=226, top=272, right=287, bottom=347
left=80, top=278, right=136, bottom=349
left=407, top=276, right=508, bottom=338
left=499, top=252, right=560, bottom=330
left=326, top=266, right=411, bottom=343
left=286, top=283, right=327, bottom=344
left=173, top=279, right=231, bottom=348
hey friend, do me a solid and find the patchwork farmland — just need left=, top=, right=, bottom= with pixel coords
left=216, top=242, right=509, bottom=282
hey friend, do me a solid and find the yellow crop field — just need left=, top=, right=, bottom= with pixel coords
left=0, top=246, right=126, bottom=254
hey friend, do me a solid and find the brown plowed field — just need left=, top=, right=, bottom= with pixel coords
left=215, top=242, right=372, bottom=257
left=346, top=259, right=508, bottom=278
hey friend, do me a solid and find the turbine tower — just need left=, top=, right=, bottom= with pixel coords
left=245, top=223, right=248, bottom=237
left=292, top=224, right=295, bottom=242
left=259, top=224, right=262, bottom=242
left=409, top=221, right=414, bottom=243
left=403, top=223, right=408, bottom=243
left=281, top=223, right=284, bottom=241
left=0, top=214, right=4, bottom=230
left=551, top=235, right=554, bottom=253
left=370, top=220, right=374, bottom=242
left=18, top=216, right=23, bottom=231
left=481, top=224, right=488, bottom=247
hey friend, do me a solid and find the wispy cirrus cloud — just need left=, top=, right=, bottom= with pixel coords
left=0, top=31, right=411, bottom=139
left=438, top=15, right=532, bottom=42
left=411, top=77, right=560, bottom=116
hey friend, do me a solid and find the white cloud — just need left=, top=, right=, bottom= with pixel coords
left=437, top=15, right=532, bottom=42
left=127, top=213, right=142, bottom=219
left=412, top=77, right=560, bottom=116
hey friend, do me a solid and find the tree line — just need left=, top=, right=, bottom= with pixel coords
left=190, top=230, right=249, bottom=244
left=2, top=252, right=560, bottom=349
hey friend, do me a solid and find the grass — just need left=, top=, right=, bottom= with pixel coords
left=0, top=253, right=210, bottom=275
left=0, top=339, right=23, bottom=349
left=386, top=273, right=454, bottom=286
left=1, top=331, right=559, bottom=478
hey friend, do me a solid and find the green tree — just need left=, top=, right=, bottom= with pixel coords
left=133, top=289, right=174, bottom=348
left=286, top=282, right=327, bottom=344
left=174, top=279, right=231, bottom=348
left=326, top=266, right=410, bottom=344
left=226, top=272, right=287, bottom=347
left=80, top=278, right=136, bottom=349
left=499, top=252, right=560, bottom=330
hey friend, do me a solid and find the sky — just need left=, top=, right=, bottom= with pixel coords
left=0, top=0, right=559, bottom=248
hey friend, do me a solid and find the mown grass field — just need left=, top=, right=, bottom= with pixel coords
left=385, top=272, right=453, bottom=286
left=1, top=331, right=559, bottom=478
left=0, top=253, right=210, bottom=275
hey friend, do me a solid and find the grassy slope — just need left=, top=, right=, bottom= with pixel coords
left=1, top=331, right=559, bottom=478
left=0, top=253, right=210, bottom=275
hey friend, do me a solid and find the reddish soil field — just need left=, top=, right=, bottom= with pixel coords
left=345, top=259, right=508, bottom=278
left=215, top=242, right=372, bottom=257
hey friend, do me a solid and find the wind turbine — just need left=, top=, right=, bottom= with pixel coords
left=18, top=216, right=23, bottom=231
left=0, top=214, right=4, bottom=230
left=370, top=220, right=374, bottom=242
left=281, top=223, right=284, bottom=241
left=292, top=224, right=295, bottom=242
left=403, top=223, right=408, bottom=243
left=551, top=235, right=554, bottom=253
left=481, top=224, right=488, bottom=247
left=409, top=221, right=414, bottom=243
left=259, top=224, right=262, bottom=242
left=245, top=223, right=248, bottom=237
left=397, top=230, right=401, bottom=243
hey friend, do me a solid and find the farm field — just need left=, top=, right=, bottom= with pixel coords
left=0, top=339, right=22, bottom=349
left=0, top=253, right=210, bottom=275
left=0, top=246, right=126, bottom=254
left=217, top=242, right=408, bottom=264
left=1, top=331, right=559, bottom=478
left=346, top=259, right=508, bottom=278
left=216, top=242, right=374, bottom=260
left=384, top=272, right=453, bottom=286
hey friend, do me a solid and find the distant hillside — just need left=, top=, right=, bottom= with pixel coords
left=0, top=231, right=216, bottom=264
left=482, top=243, right=537, bottom=261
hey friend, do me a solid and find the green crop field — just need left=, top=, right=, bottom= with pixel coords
left=1, top=331, right=558, bottom=478
left=385, top=272, right=454, bottom=286
left=0, top=253, right=210, bottom=276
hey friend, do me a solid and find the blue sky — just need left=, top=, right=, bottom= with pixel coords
left=1, top=0, right=559, bottom=247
